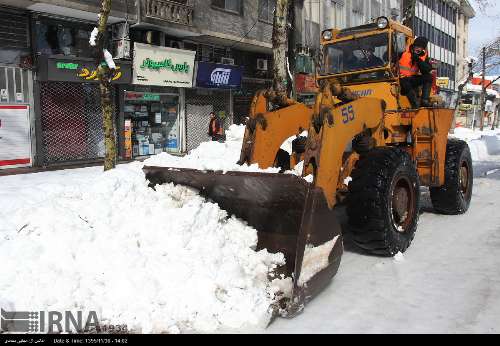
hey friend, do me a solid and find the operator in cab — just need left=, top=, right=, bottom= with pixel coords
left=361, top=47, right=384, bottom=68
left=399, top=36, right=434, bottom=109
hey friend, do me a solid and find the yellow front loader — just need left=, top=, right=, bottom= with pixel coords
left=144, top=18, right=474, bottom=315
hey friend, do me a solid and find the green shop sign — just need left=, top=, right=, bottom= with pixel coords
left=140, top=58, right=190, bottom=73
left=56, top=62, right=80, bottom=70
left=143, top=93, right=161, bottom=101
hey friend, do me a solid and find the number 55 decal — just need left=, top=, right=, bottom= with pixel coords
left=342, top=105, right=355, bottom=124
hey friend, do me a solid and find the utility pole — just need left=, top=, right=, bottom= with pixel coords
left=493, top=105, right=499, bottom=130
left=272, top=0, right=290, bottom=94
left=480, top=46, right=486, bottom=131
left=451, top=60, right=474, bottom=134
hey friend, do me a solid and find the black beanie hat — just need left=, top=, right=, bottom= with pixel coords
left=413, top=36, right=429, bottom=49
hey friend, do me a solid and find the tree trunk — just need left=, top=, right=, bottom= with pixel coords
left=287, top=0, right=296, bottom=99
left=272, top=0, right=289, bottom=94
left=94, top=0, right=117, bottom=171
left=402, top=0, right=417, bottom=28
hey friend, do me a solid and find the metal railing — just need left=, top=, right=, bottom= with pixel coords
left=142, top=0, right=194, bottom=26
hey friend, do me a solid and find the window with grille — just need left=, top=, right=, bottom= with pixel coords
left=258, top=0, right=276, bottom=23
left=212, top=0, right=242, bottom=14
left=0, top=10, right=29, bottom=50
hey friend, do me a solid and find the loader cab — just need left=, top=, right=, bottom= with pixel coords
left=318, top=17, right=415, bottom=108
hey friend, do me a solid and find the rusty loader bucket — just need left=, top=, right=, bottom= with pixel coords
left=143, top=167, right=343, bottom=316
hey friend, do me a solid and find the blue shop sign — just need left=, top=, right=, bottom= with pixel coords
left=195, top=62, right=243, bottom=89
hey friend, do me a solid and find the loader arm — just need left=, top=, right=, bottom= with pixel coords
left=239, top=90, right=313, bottom=168
left=304, top=81, right=387, bottom=209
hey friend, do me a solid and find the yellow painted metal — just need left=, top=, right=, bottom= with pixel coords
left=239, top=90, right=312, bottom=169
left=237, top=18, right=455, bottom=209
left=303, top=82, right=386, bottom=208
left=252, top=103, right=313, bottom=168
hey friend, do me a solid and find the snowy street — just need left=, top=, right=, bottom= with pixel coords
left=1, top=127, right=500, bottom=334
left=268, top=163, right=500, bottom=334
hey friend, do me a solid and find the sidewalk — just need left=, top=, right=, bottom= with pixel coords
left=0, top=152, right=188, bottom=177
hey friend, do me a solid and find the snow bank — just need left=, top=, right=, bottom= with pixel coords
left=0, top=162, right=288, bottom=333
left=451, top=128, right=500, bottom=161
left=145, top=125, right=280, bottom=174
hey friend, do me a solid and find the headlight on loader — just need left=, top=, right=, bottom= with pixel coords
left=376, top=16, right=389, bottom=29
left=322, top=30, right=333, bottom=41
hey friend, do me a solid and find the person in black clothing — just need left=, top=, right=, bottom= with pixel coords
left=362, top=47, right=385, bottom=68
left=399, top=36, right=434, bottom=108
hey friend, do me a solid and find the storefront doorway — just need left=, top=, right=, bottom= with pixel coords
left=124, top=90, right=180, bottom=158
left=0, top=66, right=34, bottom=169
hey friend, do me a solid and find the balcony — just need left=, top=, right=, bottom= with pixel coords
left=142, top=0, right=194, bottom=26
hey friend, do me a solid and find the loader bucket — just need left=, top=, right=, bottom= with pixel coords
left=143, top=166, right=343, bottom=316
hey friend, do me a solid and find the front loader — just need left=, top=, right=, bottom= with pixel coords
left=144, top=18, right=474, bottom=316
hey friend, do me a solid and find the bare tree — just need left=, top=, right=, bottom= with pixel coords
left=451, top=59, right=476, bottom=133
left=91, top=0, right=117, bottom=171
left=475, top=37, right=500, bottom=131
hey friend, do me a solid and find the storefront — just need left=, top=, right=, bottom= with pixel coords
left=184, top=62, right=243, bottom=151
left=36, top=56, right=132, bottom=165
left=128, top=43, right=196, bottom=157
left=0, top=7, right=34, bottom=169
left=123, top=89, right=181, bottom=157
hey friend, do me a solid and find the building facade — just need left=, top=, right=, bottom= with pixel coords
left=0, top=0, right=477, bottom=169
left=455, top=0, right=475, bottom=85
left=0, top=0, right=275, bottom=167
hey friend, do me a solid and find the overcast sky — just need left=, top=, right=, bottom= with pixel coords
left=468, top=1, right=499, bottom=55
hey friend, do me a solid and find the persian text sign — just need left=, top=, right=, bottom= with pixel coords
left=133, top=43, right=196, bottom=88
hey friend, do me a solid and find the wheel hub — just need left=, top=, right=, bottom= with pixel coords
left=391, top=177, right=415, bottom=233
left=460, top=162, right=470, bottom=196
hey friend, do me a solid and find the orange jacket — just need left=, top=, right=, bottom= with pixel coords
left=209, top=118, right=223, bottom=136
left=399, top=47, right=428, bottom=78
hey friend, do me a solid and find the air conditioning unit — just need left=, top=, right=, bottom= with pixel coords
left=113, top=38, right=131, bottom=59
left=220, top=57, right=235, bottom=65
left=256, top=58, right=268, bottom=71
left=112, top=22, right=131, bottom=59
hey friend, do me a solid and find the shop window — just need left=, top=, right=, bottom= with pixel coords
left=212, top=0, right=242, bottom=14
left=124, top=91, right=181, bottom=157
left=34, top=19, right=103, bottom=58
left=258, top=0, right=276, bottom=23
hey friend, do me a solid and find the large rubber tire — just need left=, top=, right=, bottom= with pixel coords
left=430, top=139, right=473, bottom=215
left=347, top=147, right=421, bottom=256
left=275, top=149, right=291, bottom=172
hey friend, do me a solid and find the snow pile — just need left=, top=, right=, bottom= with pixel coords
left=451, top=128, right=500, bottom=161
left=298, top=237, right=339, bottom=286
left=0, top=162, right=288, bottom=333
left=89, top=27, right=99, bottom=47
left=103, top=49, right=116, bottom=69
left=145, top=125, right=280, bottom=174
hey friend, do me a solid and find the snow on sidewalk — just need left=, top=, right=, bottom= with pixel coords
left=452, top=128, right=500, bottom=162
left=0, top=126, right=288, bottom=334
left=145, top=125, right=280, bottom=174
